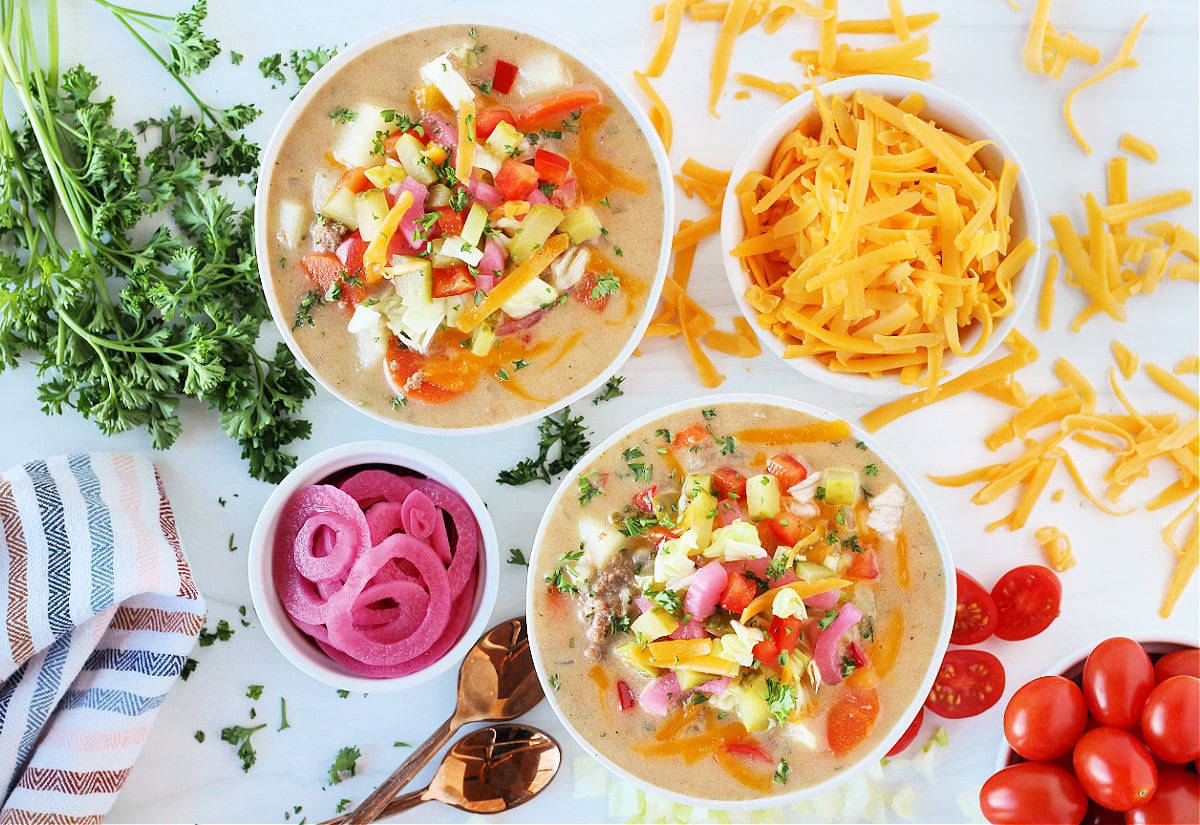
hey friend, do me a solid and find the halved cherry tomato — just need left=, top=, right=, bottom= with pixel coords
left=719, top=571, right=756, bottom=615
left=991, top=565, right=1061, bottom=641
left=491, top=59, right=519, bottom=95
left=886, top=707, right=925, bottom=757
left=299, top=252, right=365, bottom=305
left=845, top=548, right=879, bottom=580
left=431, top=264, right=475, bottom=299
left=827, top=687, right=880, bottom=756
left=616, top=679, right=636, bottom=712
left=494, top=158, right=539, bottom=200
left=1073, top=727, right=1158, bottom=812
left=769, top=615, right=804, bottom=654
left=1084, top=637, right=1155, bottom=730
left=1004, top=675, right=1088, bottom=762
left=1124, top=767, right=1200, bottom=825
left=724, top=741, right=773, bottom=763
left=534, top=148, right=571, bottom=186
left=475, top=107, right=517, bottom=140
left=766, top=453, right=808, bottom=490
left=1140, top=675, right=1199, bottom=764
left=711, top=466, right=748, bottom=499
left=765, top=515, right=804, bottom=547
left=672, top=423, right=711, bottom=450
left=925, top=649, right=1006, bottom=719
left=980, top=762, right=1089, bottom=825
left=953, top=569, right=999, bottom=645
left=574, top=272, right=611, bottom=311
left=515, top=88, right=602, bottom=131
left=433, top=205, right=464, bottom=237
left=1153, top=648, right=1200, bottom=683
left=633, top=486, right=658, bottom=515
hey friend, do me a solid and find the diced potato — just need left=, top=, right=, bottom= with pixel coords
left=472, top=145, right=503, bottom=177
left=332, top=104, right=391, bottom=169
left=441, top=235, right=484, bottom=267
left=630, top=606, right=679, bottom=641
left=320, top=186, right=358, bottom=229
left=676, top=669, right=713, bottom=690
left=385, top=255, right=432, bottom=283
left=393, top=132, right=439, bottom=185
left=346, top=303, right=386, bottom=368
left=364, top=164, right=407, bottom=188
left=684, top=474, right=714, bottom=498
left=737, top=678, right=771, bottom=732
left=470, top=316, right=496, bottom=357
left=824, top=469, right=859, bottom=506
left=499, top=276, right=559, bottom=319
left=353, top=189, right=389, bottom=242
left=747, top=474, right=782, bottom=521
left=615, top=642, right=661, bottom=678
left=508, top=204, right=565, bottom=263
left=558, top=206, right=603, bottom=244
left=418, top=53, right=475, bottom=111
left=579, top=515, right=625, bottom=569
left=679, top=491, right=717, bottom=552
left=484, top=121, right=525, bottom=158
left=461, top=203, right=488, bottom=247
left=548, top=247, right=588, bottom=291
left=513, top=51, right=573, bottom=99
left=276, top=199, right=304, bottom=248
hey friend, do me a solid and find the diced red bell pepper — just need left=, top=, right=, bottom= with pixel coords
left=335, top=231, right=369, bottom=276
left=491, top=59, right=519, bottom=95
left=845, top=548, right=879, bottom=580
left=574, top=272, right=610, bottom=311
left=723, top=741, right=774, bottom=763
left=765, top=515, right=804, bottom=547
left=475, top=107, right=517, bottom=140
left=672, top=423, right=711, bottom=450
left=333, top=166, right=372, bottom=195
left=719, top=571, right=756, bottom=615
left=433, top=205, right=464, bottom=237
left=766, top=453, right=808, bottom=490
left=300, top=252, right=365, bottom=305
left=769, top=615, right=804, bottom=654
left=616, top=680, right=636, bottom=712
left=711, top=467, right=747, bottom=499
left=494, top=158, right=539, bottom=200
left=534, top=148, right=571, bottom=186
left=752, top=637, right=781, bottom=671
left=431, top=264, right=476, bottom=299
left=633, top=486, right=658, bottom=514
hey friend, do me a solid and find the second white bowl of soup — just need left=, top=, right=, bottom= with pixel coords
left=256, top=16, right=673, bottom=433
left=527, top=394, right=955, bottom=807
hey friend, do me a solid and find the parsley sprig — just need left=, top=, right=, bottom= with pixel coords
left=497, top=407, right=590, bottom=485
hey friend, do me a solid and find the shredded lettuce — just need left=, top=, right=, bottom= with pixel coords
left=654, top=530, right=699, bottom=583
left=703, top=520, right=767, bottom=561
left=771, top=587, right=807, bottom=620
left=715, top=621, right=765, bottom=667
left=572, top=755, right=609, bottom=799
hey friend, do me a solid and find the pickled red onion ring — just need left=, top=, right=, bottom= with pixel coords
left=410, top=479, right=478, bottom=598
left=400, top=489, right=452, bottom=564
left=338, top=469, right=418, bottom=508
left=364, top=501, right=406, bottom=545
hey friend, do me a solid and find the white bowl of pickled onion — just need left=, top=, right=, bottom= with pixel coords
left=247, top=441, right=499, bottom=692
left=720, top=75, right=1041, bottom=397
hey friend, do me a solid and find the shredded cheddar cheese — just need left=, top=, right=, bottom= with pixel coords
left=1176, top=355, right=1200, bottom=375
left=1063, top=14, right=1148, bottom=155
left=632, top=70, right=674, bottom=152
left=1035, top=526, right=1077, bottom=571
left=1111, top=339, right=1139, bottom=380
left=1119, top=133, right=1159, bottom=163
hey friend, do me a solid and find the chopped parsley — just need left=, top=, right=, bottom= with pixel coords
left=507, top=547, right=528, bottom=566
left=180, top=657, right=198, bottom=681
left=622, top=447, right=652, bottom=483
left=863, top=463, right=879, bottom=476
left=763, top=679, right=797, bottom=725
left=497, top=407, right=590, bottom=486
left=593, top=375, right=625, bottom=403
left=220, top=723, right=267, bottom=772
left=292, top=289, right=325, bottom=330
left=590, top=271, right=621, bottom=300
left=648, top=588, right=683, bottom=615
left=198, top=619, right=234, bottom=647
left=278, top=698, right=291, bottom=731
left=245, top=684, right=264, bottom=701
left=578, top=472, right=604, bottom=505
left=549, top=673, right=561, bottom=691
left=545, top=550, right=584, bottom=595
left=328, top=746, right=362, bottom=784
left=818, top=610, right=839, bottom=630
left=195, top=730, right=205, bottom=743
left=774, top=758, right=790, bottom=785
left=329, top=106, right=357, bottom=124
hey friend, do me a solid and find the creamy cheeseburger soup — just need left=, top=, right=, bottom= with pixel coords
left=261, top=24, right=665, bottom=428
left=530, top=401, right=947, bottom=801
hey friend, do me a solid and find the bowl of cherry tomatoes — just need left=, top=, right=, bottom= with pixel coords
left=982, top=636, right=1200, bottom=825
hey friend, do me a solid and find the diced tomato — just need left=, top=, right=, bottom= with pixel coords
left=385, top=341, right=462, bottom=404
left=769, top=615, right=804, bottom=654
left=711, top=467, right=747, bottom=499
left=433, top=205, right=464, bottom=237
left=633, top=486, right=658, bottom=514
left=752, top=637, right=782, bottom=671
left=516, top=89, right=603, bottom=131
left=673, top=423, right=711, bottom=450
left=491, top=59, right=519, bottom=95
left=299, top=252, right=365, bottom=305
left=723, top=741, right=774, bottom=763
left=616, top=680, right=636, bottom=712
left=534, top=148, right=571, bottom=186
left=719, top=572, right=756, bottom=615
left=765, top=514, right=804, bottom=547
left=335, top=231, right=369, bottom=277
left=827, top=687, right=880, bottom=756
left=846, top=548, right=879, bottom=580
left=431, top=264, right=475, bottom=299
left=476, top=107, right=517, bottom=140
left=333, top=166, right=371, bottom=195
left=766, top=453, right=808, bottom=491
left=714, top=499, right=744, bottom=527
left=382, top=127, right=427, bottom=157
left=574, top=272, right=611, bottom=311
left=644, top=526, right=680, bottom=548
left=494, top=158, right=539, bottom=200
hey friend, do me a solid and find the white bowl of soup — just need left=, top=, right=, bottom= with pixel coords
left=526, top=394, right=955, bottom=807
left=256, top=16, right=673, bottom=433
left=720, top=75, right=1040, bottom=397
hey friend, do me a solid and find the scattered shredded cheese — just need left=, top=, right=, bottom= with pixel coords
left=1063, top=14, right=1148, bottom=155
left=1119, top=133, right=1159, bottom=163
left=1111, top=339, right=1139, bottom=380
left=632, top=70, right=674, bottom=152
left=1035, top=526, right=1076, bottom=571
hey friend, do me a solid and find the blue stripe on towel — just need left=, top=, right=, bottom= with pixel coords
left=12, top=633, right=73, bottom=791
left=82, top=648, right=186, bottom=678
left=68, top=454, right=115, bottom=614
left=59, top=687, right=165, bottom=717
left=23, top=460, right=71, bottom=636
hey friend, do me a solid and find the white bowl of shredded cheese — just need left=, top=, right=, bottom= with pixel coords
left=720, top=75, right=1041, bottom=397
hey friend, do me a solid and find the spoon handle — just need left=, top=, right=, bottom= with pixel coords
left=320, top=786, right=429, bottom=825
left=346, top=716, right=456, bottom=824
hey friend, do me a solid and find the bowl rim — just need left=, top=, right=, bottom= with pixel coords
left=525, top=392, right=957, bottom=808
left=246, top=439, right=500, bottom=692
left=993, top=634, right=1198, bottom=772
left=718, top=74, right=1043, bottom=397
left=253, top=13, right=676, bottom=435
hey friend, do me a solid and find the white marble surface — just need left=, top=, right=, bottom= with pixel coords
left=1, top=0, right=1197, bottom=822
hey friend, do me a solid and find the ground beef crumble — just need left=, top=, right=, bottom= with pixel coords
left=312, top=219, right=348, bottom=253
left=580, top=552, right=637, bottom=662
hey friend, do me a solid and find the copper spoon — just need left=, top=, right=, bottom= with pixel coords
left=322, top=724, right=561, bottom=824
left=346, top=616, right=544, bottom=824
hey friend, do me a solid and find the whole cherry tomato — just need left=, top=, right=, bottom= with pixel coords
left=1004, top=675, right=1089, bottom=761
left=990, top=565, right=1062, bottom=641
left=1073, top=727, right=1158, bottom=812
left=1153, top=648, right=1200, bottom=683
left=925, top=649, right=1005, bottom=719
left=885, top=707, right=924, bottom=757
left=1140, top=675, right=1200, bottom=764
left=980, top=762, right=1089, bottom=825
left=1123, top=767, right=1200, bottom=825
left=952, top=570, right=998, bottom=645
left=1083, top=638, right=1155, bottom=729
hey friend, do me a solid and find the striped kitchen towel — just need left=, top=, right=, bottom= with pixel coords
left=0, top=454, right=205, bottom=824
